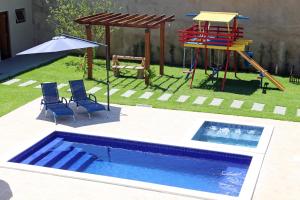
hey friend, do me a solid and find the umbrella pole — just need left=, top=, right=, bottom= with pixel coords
left=105, top=45, right=110, bottom=111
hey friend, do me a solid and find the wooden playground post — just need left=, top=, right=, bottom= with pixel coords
left=205, top=48, right=208, bottom=74
left=85, top=25, right=93, bottom=79
left=160, top=22, right=165, bottom=75
left=233, top=51, right=238, bottom=77
left=145, top=28, right=151, bottom=85
left=221, top=50, right=231, bottom=91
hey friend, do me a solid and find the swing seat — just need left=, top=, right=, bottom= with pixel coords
left=209, top=64, right=222, bottom=83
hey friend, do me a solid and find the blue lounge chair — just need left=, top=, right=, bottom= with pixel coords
left=69, top=80, right=106, bottom=118
left=41, top=82, right=75, bottom=124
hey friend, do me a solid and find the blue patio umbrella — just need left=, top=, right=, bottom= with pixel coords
left=17, top=34, right=111, bottom=110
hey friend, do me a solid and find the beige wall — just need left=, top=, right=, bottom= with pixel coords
left=31, top=0, right=300, bottom=74
left=111, top=0, right=300, bottom=74
left=0, top=0, right=34, bottom=56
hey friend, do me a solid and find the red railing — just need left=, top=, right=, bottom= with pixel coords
left=178, top=24, right=244, bottom=47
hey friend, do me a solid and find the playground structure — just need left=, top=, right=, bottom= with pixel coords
left=179, top=11, right=285, bottom=91
left=75, top=12, right=175, bottom=85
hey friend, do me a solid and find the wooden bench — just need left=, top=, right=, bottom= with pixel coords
left=112, top=55, right=145, bottom=79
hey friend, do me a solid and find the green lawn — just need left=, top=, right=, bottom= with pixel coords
left=1, top=56, right=300, bottom=122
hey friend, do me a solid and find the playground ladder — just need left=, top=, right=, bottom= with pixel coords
left=237, top=51, right=285, bottom=91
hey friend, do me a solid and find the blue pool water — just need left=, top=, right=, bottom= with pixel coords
left=10, top=131, right=251, bottom=197
left=193, top=121, right=264, bottom=148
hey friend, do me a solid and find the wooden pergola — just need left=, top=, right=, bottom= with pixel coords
left=75, top=12, right=175, bottom=84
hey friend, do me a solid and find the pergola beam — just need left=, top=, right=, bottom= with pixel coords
left=101, top=13, right=130, bottom=24
left=75, top=12, right=108, bottom=23
left=110, top=14, right=139, bottom=24
left=148, top=15, right=175, bottom=28
left=139, top=15, right=166, bottom=26
left=79, top=13, right=113, bottom=24
left=90, top=13, right=122, bottom=24
left=129, top=15, right=156, bottom=25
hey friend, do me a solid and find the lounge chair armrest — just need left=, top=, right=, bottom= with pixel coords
left=61, top=97, right=69, bottom=106
left=88, top=94, right=97, bottom=103
left=69, top=96, right=74, bottom=103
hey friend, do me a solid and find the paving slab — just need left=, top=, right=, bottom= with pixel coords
left=57, top=84, right=68, bottom=90
left=273, top=106, right=286, bottom=115
left=252, top=103, right=265, bottom=112
left=230, top=100, right=244, bottom=109
left=192, top=96, right=207, bottom=105
left=209, top=98, right=224, bottom=106
left=139, top=92, right=153, bottom=99
left=104, top=88, right=119, bottom=96
left=87, top=87, right=101, bottom=94
left=157, top=93, right=172, bottom=101
left=2, top=79, right=20, bottom=85
left=19, top=80, right=37, bottom=87
left=176, top=95, right=190, bottom=103
left=35, top=82, right=49, bottom=89
left=121, top=90, right=136, bottom=98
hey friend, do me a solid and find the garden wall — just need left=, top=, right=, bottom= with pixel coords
left=32, top=0, right=300, bottom=75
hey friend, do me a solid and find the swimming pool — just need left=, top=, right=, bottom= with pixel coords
left=193, top=121, right=264, bottom=148
left=9, top=131, right=252, bottom=197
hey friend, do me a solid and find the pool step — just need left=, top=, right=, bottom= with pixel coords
left=35, top=142, right=73, bottom=167
left=68, top=153, right=95, bottom=171
left=52, top=148, right=83, bottom=169
left=22, top=138, right=64, bottom=164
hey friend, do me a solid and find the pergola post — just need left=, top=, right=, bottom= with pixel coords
left=85, top=25, right=93, bottom=79
left=145, top=28, right=151, bottom=85
left=159, top=23, right=165, bottom=75
left=105, top=25, right=111, bottom=69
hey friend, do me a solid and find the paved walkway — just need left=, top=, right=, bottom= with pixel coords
left=1, top=78, right=293, bottom=117
left=0, top=52, right=66, bottom=81
left=0, top=99, right=299, bottom=200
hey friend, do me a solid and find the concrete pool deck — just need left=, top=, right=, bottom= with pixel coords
left=0, top=98, right=299, bottom=200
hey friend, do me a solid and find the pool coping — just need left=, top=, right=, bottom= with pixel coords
left=0, top=126, right=270, bottom=200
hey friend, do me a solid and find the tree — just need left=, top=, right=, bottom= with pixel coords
left=46, top=0, right=114, bottom=78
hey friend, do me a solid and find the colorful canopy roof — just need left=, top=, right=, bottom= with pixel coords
left=193, top=11, right=239, bottom=23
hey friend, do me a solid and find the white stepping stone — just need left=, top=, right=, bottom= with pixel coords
left=104, top=88, right=119, bottom=96
left=2, top=79, right=20, bottom=85
left=297, top=109, right=300, bottom=117
left=177, top=95, right=190, bottom=103
left=57, top=83, right=68, bottom=90
left=158, top=93, right=172, bottom=101
left=35, top=82, right=53, bottom=89
left=19, top=80, right=37, bottom=87
left=121, top=90, right=136, bottom=98
left=193, top=96, right=207, bottom=105
left=251, top=103, right=265, bottom=112
left=273, top=106, right=286, bottom=115
left=139, top=92, right=153, bottom=99
left=209, top=98, right=224, bottom=106
left=87, top=87, right=101, bottom=94
left=230, top=100, right=244, bottom=109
